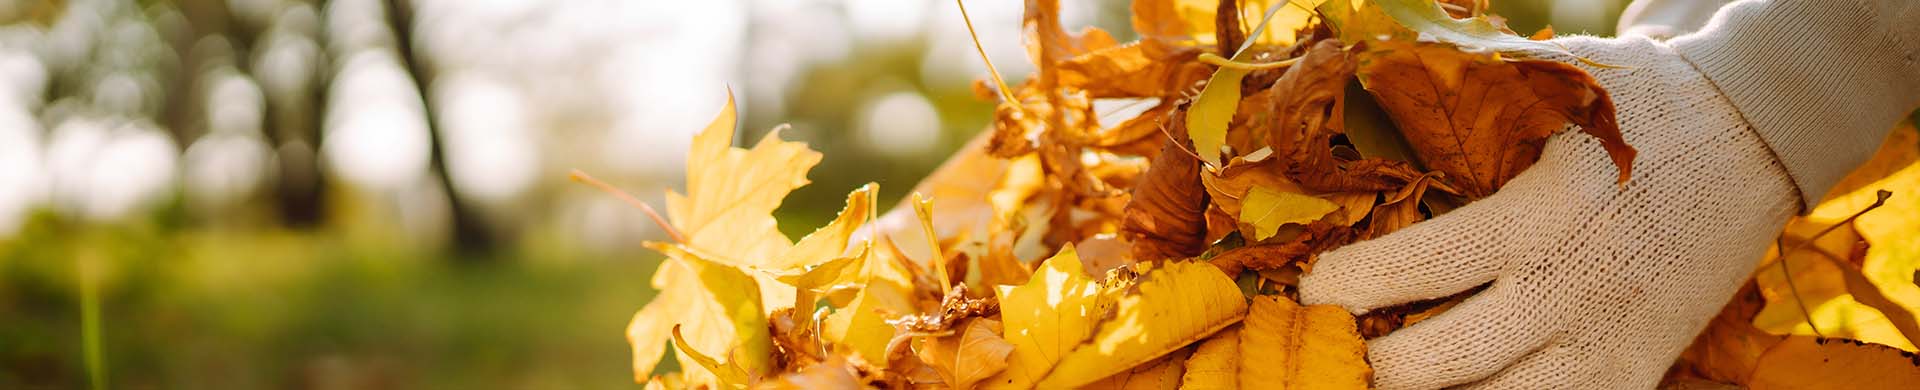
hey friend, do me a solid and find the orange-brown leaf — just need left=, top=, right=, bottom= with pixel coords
left=1356, top=40, right=1635, bottom=198
left=1124, top=135, right=1212, bottom=262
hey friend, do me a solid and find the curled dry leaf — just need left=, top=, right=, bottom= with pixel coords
left=1355, top=39, right=1634, bottom=198
left=1124, top=136, right=1212, bottom=262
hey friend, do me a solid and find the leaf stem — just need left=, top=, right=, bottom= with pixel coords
left=955, top=0, right=1020, bottom=105
left=1197, top=52, right=1301, bottom=70
left=568, top=169, right=689, bottom=244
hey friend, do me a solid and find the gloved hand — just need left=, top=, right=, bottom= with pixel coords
left=1298, top=0, right=1920, bottom=388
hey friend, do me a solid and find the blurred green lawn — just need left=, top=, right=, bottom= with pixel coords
left=0, top=209, right=662, bottom=389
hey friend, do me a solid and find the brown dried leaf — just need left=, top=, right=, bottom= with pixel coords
left=1355, top=40, right=1635, bottom=198
left=1124, top=135, right=1212, bottom=262
left=914, top=318, right=1015, bottom=390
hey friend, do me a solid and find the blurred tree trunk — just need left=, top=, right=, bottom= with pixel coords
left=385, top=0, right=501, bottom=258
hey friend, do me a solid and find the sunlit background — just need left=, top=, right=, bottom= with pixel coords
left=0, top=0, right=1626, bottom=388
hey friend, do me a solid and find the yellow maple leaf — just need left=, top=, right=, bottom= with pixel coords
left=1038, top=260, right=1247, bottom=388
left=643, top=243, right=774, bottom=387
left=1238, top=295, right=1370, bottom=389
left=985, top=245, right=1106, bottom=390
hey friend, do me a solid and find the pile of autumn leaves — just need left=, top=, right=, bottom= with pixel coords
left=615, top=0, right=1919, bottom=389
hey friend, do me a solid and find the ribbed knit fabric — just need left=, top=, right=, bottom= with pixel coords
left=1618, top=0, right=1734, bottom=39
left=1291, top=0, right=1920, bottom=386
left=1672, top=0, right=1920, bottom=208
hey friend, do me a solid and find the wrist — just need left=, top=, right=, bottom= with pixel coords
left=1671, top=0, right=1920, bottom=207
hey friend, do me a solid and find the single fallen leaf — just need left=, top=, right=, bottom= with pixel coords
left=1200, top=157, right=1304, bottom=220
left=1239, top=186, right=1339, bottom=241
left=1125, top=136, right=1212, bottom=262
left=1748, top=336, right=1920, bottom=389
left=915, top=318, right=1015, bottom=390
left=1356, top=40, right=1634, bottom=198
left=1087, top=348, right=1190, bottom=390
left=986, top=245, right=1106, bottom=390
left=1038, top=261, right=1247, bottom=388
left=1208, top=241, right=1311, bottom=275
left=630, top=92, right=821, bottom=384
left=1238, top=295, right=1370, bottom=389
left=1180, top=326, right=1241, bottom=389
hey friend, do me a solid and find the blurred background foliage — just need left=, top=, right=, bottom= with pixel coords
left=0, top=0, right=1625, bottom=388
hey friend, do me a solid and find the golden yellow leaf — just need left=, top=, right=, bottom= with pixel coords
left=1238, top=295, right=1370, bottom=389
left=822, top=241, right=919, bottom=367
left=1748, top=336, right=1920, bottom=390
left=1179, top=326, right=1240, bottom=390
left=916, top=318, right=1016, bottom=390
left=1755, top=123, right=1920, bottom=351
left=985, top=245, right=1105, bottom=390
left=1239, top=186, right=1339, bottom=241
left=1087, top=348, right=1190, bottom=390
left=646, top=243, right=776, bottom=386
left=1038, top=261, right=1247, bottom=388
left=1184, top=0, right=1318, bottom=168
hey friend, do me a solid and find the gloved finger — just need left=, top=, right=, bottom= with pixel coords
left=1366, top=285, right=1562, bottom=390
left=1298, top=201, right=1513, bottom=314
left=1452, top=344, right=1598, bottom=390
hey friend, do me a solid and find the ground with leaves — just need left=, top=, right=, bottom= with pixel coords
left=607, top=1, right=1920, bottom=389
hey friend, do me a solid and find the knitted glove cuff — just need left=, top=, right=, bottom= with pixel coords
left=1671, top=0, right=1920, bottom=208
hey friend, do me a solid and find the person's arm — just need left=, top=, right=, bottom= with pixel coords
left=1674, top=0, right=1920, bottom=206
left=1296, top=1, right=1919, bottom=389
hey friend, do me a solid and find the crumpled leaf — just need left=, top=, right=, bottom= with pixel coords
left=1356, top=40, right=1635, bottom=198
left=1239, top=186, right=1339, bottom=241
left=1748, top=336, right=1920, bottom=389
left=915, top=318, right=1015, bottom=390
left=1363, top=172, right=1439, bottom=239
left=1238, top=295, right=1370, bottom=389
left=1038, top=261, right=1247, bottom=388
left=648, top=243, right=776, bottom=387
left=1180, top=326, right=1241, bottom=389
left=986, top=245, right=1105, bottom=390
left=1125, top=136, right=1212, bottom=262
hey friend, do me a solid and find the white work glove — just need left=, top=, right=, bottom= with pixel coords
left=1299, top=0, right=1920, bottom=388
